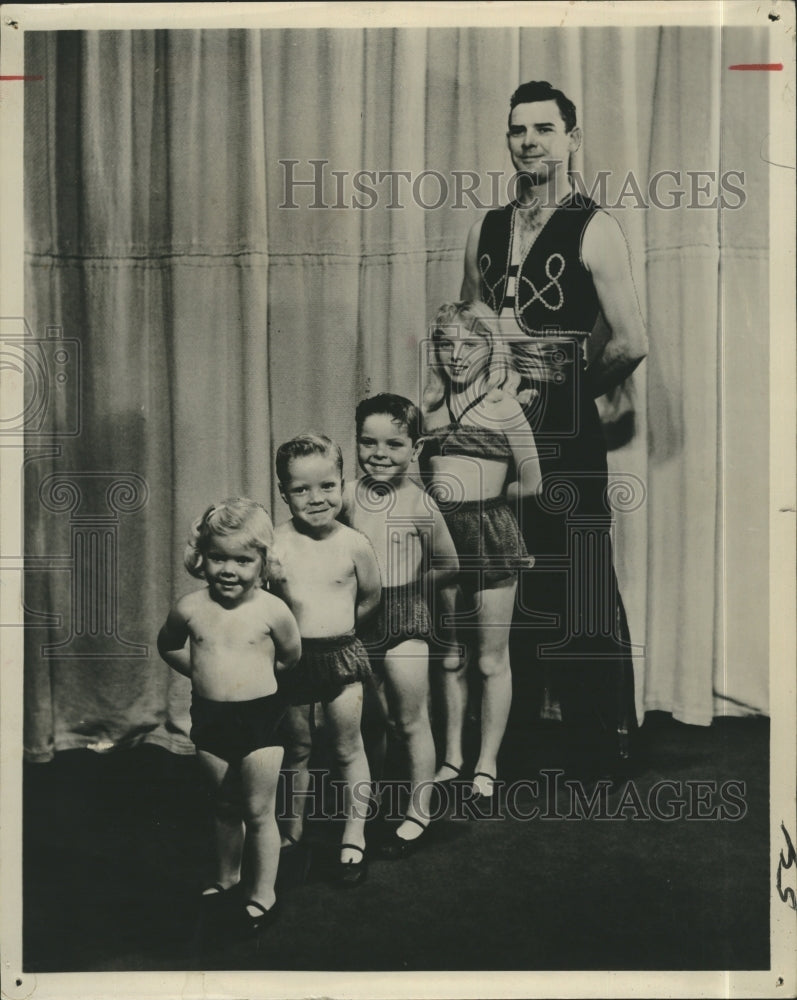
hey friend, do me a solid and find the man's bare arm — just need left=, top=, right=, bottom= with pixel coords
left=581, top=211, right=648, bottom=398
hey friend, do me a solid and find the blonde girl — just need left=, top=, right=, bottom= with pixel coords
left=158, top=498, right=301, bottom=933
left=421, top=301, right=541, bottom=800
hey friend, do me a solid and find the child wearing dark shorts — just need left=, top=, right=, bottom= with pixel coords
left=270, top=434, right=382, bottom=885
left=189, top=693, right=286, bottom=763
left=283, top=632, right=372, bottom=707
left=439, top=494, right=529, bottom=592
left=344, top=394, right=458, bottom=856
left=362, top=581, right=432, bottom=664
left=158, top=498, right=301, bottom=934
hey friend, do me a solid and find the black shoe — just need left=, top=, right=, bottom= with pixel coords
left=199, top=881, right=240, bottom=912
left=378, top=816, right=429, bottom=860
left=471, top=770, right=497, bottom=800
left=468, top=772, right=500, bottom=817
left=201, top=882, right=229, bottom=898
left=434, top=761, right=464, bottom=785
left=243, top=898, right=280, bottom=934
left=337, top=843, right=367, bottom=886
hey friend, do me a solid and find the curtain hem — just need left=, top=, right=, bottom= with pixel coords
left=24, top=730, right=195, bottom=763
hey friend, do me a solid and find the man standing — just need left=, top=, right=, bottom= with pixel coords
left=462, top=80, right=648, bottom=776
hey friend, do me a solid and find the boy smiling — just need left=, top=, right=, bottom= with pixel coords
left=345, top=394, right=458, bottom=856
left=270, top=434, right=381, bottom=883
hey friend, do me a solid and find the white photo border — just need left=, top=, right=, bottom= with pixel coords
left=1, top=3, right=794, bottom=998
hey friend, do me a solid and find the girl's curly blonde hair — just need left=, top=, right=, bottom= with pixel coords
left=183, top=497, right=274, bottom=584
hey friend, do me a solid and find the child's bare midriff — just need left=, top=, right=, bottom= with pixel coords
left=349, top=479, right=426, bottom=588
left=271, top=521, right=359, bottom=637
left=181, top=588, right=280, bottom=701
left=424, top=453, right=509, bottom=502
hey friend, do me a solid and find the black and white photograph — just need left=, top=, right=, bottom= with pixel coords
left=0, top=2, right=794, bottom=998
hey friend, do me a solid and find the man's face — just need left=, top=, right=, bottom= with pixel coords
left=507, top=99, right=581, bottom=187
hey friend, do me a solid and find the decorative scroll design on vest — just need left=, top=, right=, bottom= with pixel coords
left=518, top=253, right=565, bottom=314
left=478, top=252, right=505, bottom=315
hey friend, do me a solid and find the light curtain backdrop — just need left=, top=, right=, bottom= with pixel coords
left=23, top=26, right=769, bottom=761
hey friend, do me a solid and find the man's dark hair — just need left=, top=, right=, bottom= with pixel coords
left=508, top=80, right=577, bottom=134
left=355, top=393, right=420, bottom=443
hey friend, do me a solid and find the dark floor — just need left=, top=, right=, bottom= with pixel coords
left=23, top=712, right=769, bottom=972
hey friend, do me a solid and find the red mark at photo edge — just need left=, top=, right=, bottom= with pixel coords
left=728, top=63, right=783, bottom=71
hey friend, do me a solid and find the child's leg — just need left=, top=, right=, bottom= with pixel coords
left=433, top=590, right=470, bottom=782
left=382, top=639, right=435, bottom=836
left=431, top=583, right=465, bottom=782
left=360, top=673, right=389, bottom=797
left=279, top=705, right=313, bottom=846
left=239, top=745, right=284, bottom=913
left=196, top=749, right=244, bottom=890
left=472, top=580, right=516, bottom=797
left=324, top=682, right=370, bottom=862
left=434, top=661, right=468, bottom=781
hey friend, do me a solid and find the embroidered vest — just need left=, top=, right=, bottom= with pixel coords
left=477, top=193, right=601, bottom=336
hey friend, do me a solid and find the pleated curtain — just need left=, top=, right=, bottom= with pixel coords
left=22, top=26, right=769, bottom=761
